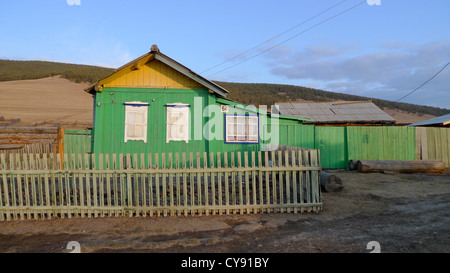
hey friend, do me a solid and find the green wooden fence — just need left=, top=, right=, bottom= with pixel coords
left=60, top=126, right=447, bottom=170
left=315, top=127, right=348, bottom=169
left=62, top=130, right=92, bottom=169
left=0, top=149, right=322, bottom=221
left=347, top=126, right=416, bottom=161
left=264, top=125, right=418, bottom=169
left=416, top=127, right=450, bottom=167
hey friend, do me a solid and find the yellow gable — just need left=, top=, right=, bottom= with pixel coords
left=104, top=59, right=204, bottom=89
left=85, top=46, right=229, bottom=97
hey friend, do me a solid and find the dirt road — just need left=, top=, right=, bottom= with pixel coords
left=0, top=170, right=449, bottom=253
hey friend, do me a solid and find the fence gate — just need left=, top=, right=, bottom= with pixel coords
left=314, top=127, right=347, bottom=169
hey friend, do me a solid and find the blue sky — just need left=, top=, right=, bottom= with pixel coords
left=1, top=0, right=449, bottom=109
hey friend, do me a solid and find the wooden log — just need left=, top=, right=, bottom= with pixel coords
left=0, top=144, right=25, bottom=150
left=0, top=133, right=59, bottom=140
left=320, top=171, right=344, bottom=192
left=0, top=127, right=59, bottom=134
left=349, top=159, right=360, bottom=170
left=356, top=160, right=446, bottom=174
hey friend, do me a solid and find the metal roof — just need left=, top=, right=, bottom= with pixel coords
left=275, top=101, right=396, bottom=124
left=215, top=97, right=314, bottom=123
left=407, top=113, right=450, bottom=127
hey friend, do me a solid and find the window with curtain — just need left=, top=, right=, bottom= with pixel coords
left=225, top=115, right=259, bottom=143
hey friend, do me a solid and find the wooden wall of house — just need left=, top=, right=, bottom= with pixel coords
left=93, top=87, right=210, bottom=166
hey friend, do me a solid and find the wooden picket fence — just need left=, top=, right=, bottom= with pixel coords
left=0, top=149, right=322, bottom=221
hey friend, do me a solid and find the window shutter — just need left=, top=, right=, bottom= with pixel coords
left=124, top=101, right=148, bottom=143
left=166, top=103, right=190, bottom=143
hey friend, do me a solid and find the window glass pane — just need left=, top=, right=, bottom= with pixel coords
left=176, top=124, right=185, bottom=138
left=127, top=112, right=136, bottom=124
left=134, top=125, right=144, bottom=137
left=225, top=115, right=259, bottom=143
left=127, top=125, right=135, bottom=137
left=135, top=112, right=145, bottom=124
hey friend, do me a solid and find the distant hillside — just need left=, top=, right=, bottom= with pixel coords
left=1, top=59, right=448, bottom=117
left=0, top=59, right=113, bottom=83
left=215, top=81, right=450, bottom=117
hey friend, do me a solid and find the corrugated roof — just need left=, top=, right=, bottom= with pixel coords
left=275, top=101, right=396, bottom=124
left=407, top=113, right=450, bottom=126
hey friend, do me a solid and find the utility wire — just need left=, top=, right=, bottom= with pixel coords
left=207, top=0, right=366, bottom=78
left=200, top=0, right=347, bottom=74
left=395, top=61, right=450, bottom=102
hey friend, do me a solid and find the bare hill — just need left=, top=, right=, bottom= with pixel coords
left=0, top=76, right=92, bottom=128
left=215, top=81, right=450, bottom=120
left=382, top=108, right=436, bottom=125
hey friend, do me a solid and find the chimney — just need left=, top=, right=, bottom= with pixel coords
left=150, top=44, right=160, bottom=53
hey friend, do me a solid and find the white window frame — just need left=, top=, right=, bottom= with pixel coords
left=166, top=103, right=190, bottom=143
left=124, top=101, right=148, bottom=143
left=225, top=114, right=259, bottom=144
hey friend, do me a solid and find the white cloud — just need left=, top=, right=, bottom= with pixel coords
left=266, top=41, right=450, bottom=109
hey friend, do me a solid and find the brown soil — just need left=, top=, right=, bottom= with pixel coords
left=0, top=170, right=449, bottom=253
left=0, top=76, right=92, bottom=128
left=382, top=108, right=436, bottom=125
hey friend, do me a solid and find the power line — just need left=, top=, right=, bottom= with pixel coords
left=200, top=0, right=348, bottom=74
left=395, top=61, right=450, bottom=102
left=207, top=0, right=366, bottom=78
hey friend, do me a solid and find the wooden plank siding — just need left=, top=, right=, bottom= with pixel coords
left=63, top=130, right=92, bottom=169
left=91, top=88, right=303, bottom=168
left=347, top=126, right=416, bottom=162
left=69, top=125, right=448, bottom=170
left=92, top=88, right=211, bottom=167
left=88, top=50, right=308, bottom=168
left=416, top=127, right=450, bottom=167
left=273, top=124, right=315, bottom=149
left=104, top=59, right=204, bottom=89
left=315, top=126, right=348, bottom=169
left=0, top=149, right=322, bottom=221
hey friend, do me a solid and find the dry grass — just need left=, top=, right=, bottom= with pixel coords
left=382, top=108, right=436, bottom=124
left=0, top=76, right=92, bottom=127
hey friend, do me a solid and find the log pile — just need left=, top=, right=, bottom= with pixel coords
left=0, top=126, right=62, bottom=153
left=350, top=159, right=446, bottom=174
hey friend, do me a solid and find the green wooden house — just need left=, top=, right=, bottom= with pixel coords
left=83, top=45, right=310, bottom=167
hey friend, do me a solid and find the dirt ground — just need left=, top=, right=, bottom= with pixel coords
left=0, top=170, right=449, bottom=253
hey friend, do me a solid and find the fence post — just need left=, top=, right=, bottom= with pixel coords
left=58, top=125, right=64, bottom=168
